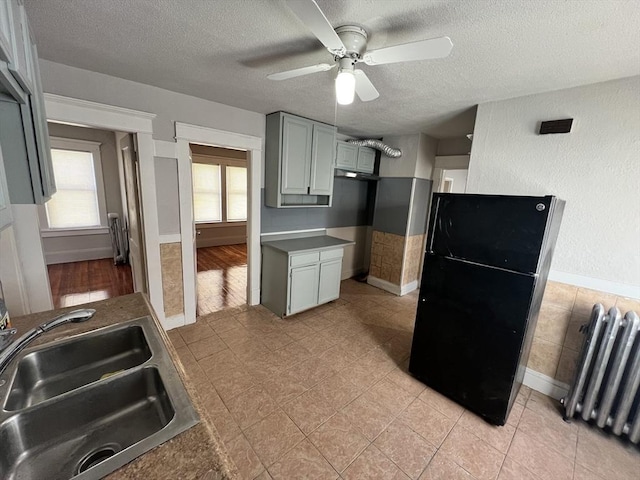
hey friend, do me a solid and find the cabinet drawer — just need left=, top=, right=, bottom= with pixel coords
left=320, top=248, right=343, bottom=261
left=290, top=251, right=320, bottom=267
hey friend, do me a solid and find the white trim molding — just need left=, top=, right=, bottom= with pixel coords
left=401, top=280, right=419, bottom=296
left=40, top=226, right=110, bottom=237
left=45, top=247, right=113, bottom=265
left=367, top=276, right=401, bottom=296
left=549, top=270, right=640, bottom=300
left=162, top=313, right=186, bottom=331
left=523, top=367, right=570, bottom=401
left=44, top=94, right=155, bottom=134
left=154, top=139, right=178, bottom=158
left=175, top=122, right=263, bottom=327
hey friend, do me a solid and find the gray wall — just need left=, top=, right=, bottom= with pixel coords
left=372, top=177, right=414, bottom=236
left=155, top=157, right=180, bottom=235
left=436, top=136, right=472, bottom=156
left=261, top=177, right=374, bottom=234
left=408, top=178, right=433, bottom=236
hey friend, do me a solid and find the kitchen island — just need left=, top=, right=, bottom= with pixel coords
left=9, top=293, right=237, bottom=480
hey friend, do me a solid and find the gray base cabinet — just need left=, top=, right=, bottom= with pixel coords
left=261, top=245, right=345, bottom=317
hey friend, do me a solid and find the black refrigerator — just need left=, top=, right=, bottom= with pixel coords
left=409, top=193, right=564, bottom=425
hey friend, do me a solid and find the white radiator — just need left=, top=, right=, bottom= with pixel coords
left=108, top=213, right=128, bottom=265
left=562, top=304, right=640, bottom=443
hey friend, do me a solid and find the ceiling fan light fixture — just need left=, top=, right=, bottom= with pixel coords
left=335, top=68, right=355, bottom=105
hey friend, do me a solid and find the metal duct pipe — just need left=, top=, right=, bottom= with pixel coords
left=347, top=139, right=402, bottom=158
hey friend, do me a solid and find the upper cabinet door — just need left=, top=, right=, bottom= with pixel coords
left=281, top=115, right=312, bottom=194
left=0, top=1, right=14, bottom=63
left=336, top=141, right=357, bottom=169
left=309, top=123, right=336, bottom=195
left=356, top=147, right=375, bottom=173
left=8, top=3, right=33, bottom=94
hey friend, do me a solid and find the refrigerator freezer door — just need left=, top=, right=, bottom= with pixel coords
left=409, top=255, right=536, bottom=425
left=428, top=194, right=552, bottom=274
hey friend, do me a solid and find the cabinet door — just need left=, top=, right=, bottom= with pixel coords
left=336, top=141, right=357, bottom=169
left=318, top=259, right=342, bottom=304
left=281, top=115, right=312, bottom=194
left=309, top=123, right=336, bottom=195
left=0, top=0, right=14, bottom=63
left=288, top=263, right=319, bottom=315
left=356, top=147, right=375, bottom=173
left=8, top=3, right=32, bottom=94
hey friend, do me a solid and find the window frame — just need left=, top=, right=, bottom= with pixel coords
left=40, top=137, right=108, bottom=232
left=192, top=162, right=223, bottom=224
left=191, top=154, right=247, bottom=225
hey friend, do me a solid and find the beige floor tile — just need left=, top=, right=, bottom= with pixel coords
left=385, top=368, right=427, bottom=397
left=418, top=387, right=465, bottom=421
left=217, top=325, right=257, bottom=347
left=316, top=344, right=359, bottom=372
left=288, top=356, right=339, bottom=389
left=177, top=321, right=216, bottom=344
left=198, top=348, right=242, bottom=381
left=506, top=402, right=524, bottom=427
left=268, top=439, right=338, bottom=480
left=261, top=330, right=295, bottom=351
left=225, top=433, right=265, bottom=480
left=226, top=385, right=278, bottom=430
left=308, top=412, right=370, bottom=473
left=296, top=334, right=335, bottom=356
left=244, top=410, right=305, bottom=467
left=515, top=385, right=532, bottom=405
left=572, top=464, right=606, bottom=480
left=175, top=344, right=197, bottom=367
left=310, top=373, right=363, bottom=410
left=283, top=389, right=336, bottom=434
left=398, top=399, right=456, bottom=447
left=525, top=390, right=563, bottom=417
left=213, top=368, right=256, bottom=403
left=439, top=424, right=504, bottom=480
left=365, top=377, right=417, bottom=415
left=342, top=444, right=406, bottom=480
left=418, top=452, right=476, bottom=480
left=280, top=320, right=315, bottom=341
left=188, top=333, right=228, bottom=360
left=261, top=369, right=308, bottom=405
left=517, top=405, right=578, bottom=460
left=341, top=394, right=397, bottom=441
left=167, top=329, right=186, bottom=347
left=575, top=422, right=640, bottom=480
left=497, top=457, right=539, bottom=480
left=374, top=420, right=437, bottom=479
left=457, top=410, right=516, bottom=454
left=254, top=471, right=273, bottom=480
left=507, top=430, right=573, bottom=480
left=209, top=406, right=242, bottom=443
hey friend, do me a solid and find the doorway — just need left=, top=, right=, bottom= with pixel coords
left=438, top=168, right=468, bottom=193
left=190, top=144, right=248, bottom=316
left=40, top=122, right=144, bottom=308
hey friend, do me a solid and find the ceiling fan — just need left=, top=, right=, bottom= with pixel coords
left=268, top=0, right=453, bottom=105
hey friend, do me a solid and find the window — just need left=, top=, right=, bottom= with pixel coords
left=192, top=160, right=247, bottom=223
left=44, top=138, right=106, bottom=229
left=193, top=163, right=222, bottom=222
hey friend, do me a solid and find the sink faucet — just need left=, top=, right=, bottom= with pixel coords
left=0, top=309, right=96, bottom=376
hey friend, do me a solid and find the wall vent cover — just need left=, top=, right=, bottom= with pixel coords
left=539, top=118, right=573, bottom=135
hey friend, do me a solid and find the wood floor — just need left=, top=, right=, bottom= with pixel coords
left=48, top=258, right=134, bottom=309
left=197, top=244, right=247, bottom=316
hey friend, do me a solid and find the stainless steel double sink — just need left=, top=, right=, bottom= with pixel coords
left=0, top=316, right=199, bottom=479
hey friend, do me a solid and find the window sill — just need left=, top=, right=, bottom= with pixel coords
left=195, top=221, right=247, bottom=228
left=40, top=227, right=110, bottom=237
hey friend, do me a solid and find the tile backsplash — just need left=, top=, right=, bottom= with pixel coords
left=528, top=281, right=640, bottom=384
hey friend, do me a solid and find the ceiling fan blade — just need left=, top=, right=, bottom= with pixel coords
left=285, top=0, right=346, bottom=55
left=353, top=70, right=379, bottom=102
left=267, top=63, right=335, bottom=81
left=363, top=36, right=453, bottom=65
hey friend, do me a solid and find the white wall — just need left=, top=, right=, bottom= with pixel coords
left=467, top=76, right=640, bottom=296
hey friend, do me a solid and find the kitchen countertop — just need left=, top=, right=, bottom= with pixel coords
left=261, top=234, right=355, bottom=254
left=10, top=293, right=238, bottom=480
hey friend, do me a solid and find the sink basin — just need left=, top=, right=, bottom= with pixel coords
left=0, top=367, right=173, bottom=480
left=0, top=316, right=199, bottom=479
left=5, top=325, right=152, bottom=411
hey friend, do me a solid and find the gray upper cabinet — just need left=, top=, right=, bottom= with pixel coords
left=0, top=0, right=55, bottom=205
left=265, top=111, right=337, bottom=208
left=336, top=140, right=376, bottom=174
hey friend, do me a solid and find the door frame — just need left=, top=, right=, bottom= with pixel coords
left=175, top=123, right=262, bottom=325
left=43, top=94, right=164, bottom=322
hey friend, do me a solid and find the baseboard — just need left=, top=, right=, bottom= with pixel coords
left=367, top=276, right=402, bottom=296
left=45, top=247, right=113, bottom=265
left=162, top=313, right=186, bottom=330
left=523, top=367, right=569, bottom=400
left=196, top=236, right=246, bottom=248
left=342, top=267, right=365, bottom=281
left=400, top=280, right=418, bottom=295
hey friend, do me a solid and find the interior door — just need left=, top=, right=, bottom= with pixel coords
left=121, top=134, right=147, bottom=293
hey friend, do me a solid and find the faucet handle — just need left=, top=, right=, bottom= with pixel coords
left=0, top=329, right=17, bottom=352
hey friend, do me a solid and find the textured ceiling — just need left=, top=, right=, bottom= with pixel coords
left=24, top=0, right=640, bottom=138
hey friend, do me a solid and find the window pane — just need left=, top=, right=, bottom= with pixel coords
left=226, top=166, right=247, bottom=221
left=46, top=149, right=100, bottom=228
left=193, top=163, right=221, bottom=222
